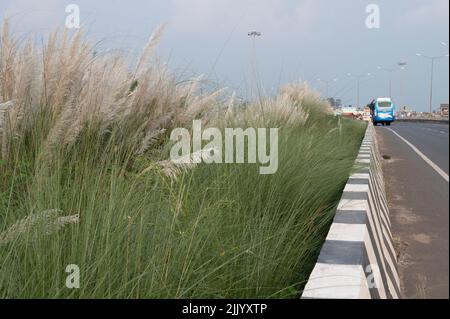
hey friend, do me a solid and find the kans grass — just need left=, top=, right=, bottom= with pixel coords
left=0, top=21, right=366, bottom=298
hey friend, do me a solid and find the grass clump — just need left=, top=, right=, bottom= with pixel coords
left=0, top=20, right=366, bottom=298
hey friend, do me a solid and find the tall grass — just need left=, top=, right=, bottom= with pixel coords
left=0, top=20, right=366, bottom=298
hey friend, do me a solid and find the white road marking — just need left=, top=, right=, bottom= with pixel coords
left=419, top=127, right=448, bottom=135
left=387, top=128, right=449, bottom=183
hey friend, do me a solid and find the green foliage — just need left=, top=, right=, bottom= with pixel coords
left=0, top=110, right=365, bottom=298
left=0, top=21, right=366, bottom=298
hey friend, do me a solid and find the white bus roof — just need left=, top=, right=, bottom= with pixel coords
left=377, top=97, right=392, bottom=103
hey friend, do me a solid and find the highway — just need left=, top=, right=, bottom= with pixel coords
left=376, top=122, right=449, bottom=299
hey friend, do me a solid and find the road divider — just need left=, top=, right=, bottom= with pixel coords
left=302, top=125, right=401, bottom=299
left=396, top=118, right=449, bottom=125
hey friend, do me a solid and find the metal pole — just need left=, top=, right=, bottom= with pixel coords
left=399, top=70, right=403, bottom=106
left=389, top=71, right=392, bottom=97
left=429, top=57, right=435, bottom=114
left=397, top=62, right=407, bottom=109
left=348, top=73, right=369, bottom=109
left=248, top=30, right=264, bottom=121
left=357, top=77, right=360, bottom=109
left=377, top=66, right=398, bottom=98
left=416, top=52, right=449, bottom=114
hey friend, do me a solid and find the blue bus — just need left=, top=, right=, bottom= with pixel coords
left=372, top=97, right=396, bottom=126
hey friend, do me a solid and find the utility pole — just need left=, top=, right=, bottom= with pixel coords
left=416, top=53, right=449, bottom=114
left=347, top=73, right=371, bottom=109
left=317, top=78, right=338, bottom=99
left=398, top=61, right=407, bottom=108
left=247, top=30, right=262, bottom=83
left=377, top=66, right=398, bottom=98
left=248, top=30, right=264, bottom=120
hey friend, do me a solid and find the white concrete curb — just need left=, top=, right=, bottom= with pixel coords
left=302, top=125, right=401, bottom=299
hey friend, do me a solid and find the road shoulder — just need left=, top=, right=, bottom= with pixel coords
left=376, top=127, right=449, bottom=299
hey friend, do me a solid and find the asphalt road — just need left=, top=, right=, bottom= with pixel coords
left=376, top=122, right=449, bottom=299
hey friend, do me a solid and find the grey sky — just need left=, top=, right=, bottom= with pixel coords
left=1, top=0, right=449, bottom=111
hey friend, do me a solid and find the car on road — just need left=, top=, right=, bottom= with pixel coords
left=372, top=97, right=396, bottom=126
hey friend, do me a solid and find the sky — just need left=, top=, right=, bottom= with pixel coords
left=0, top=0, right=449, bottom=111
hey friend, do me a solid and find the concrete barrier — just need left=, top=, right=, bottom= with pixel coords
left=395, top=118, right=449, bottom=125
left=302, top=125, right=401, bottom=299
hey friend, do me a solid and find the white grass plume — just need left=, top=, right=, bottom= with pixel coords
left=0, top=209, right=79, bottom=246
left=146, top=147, right=219, bottom=180
left=137, top=128, right=166, bottom=155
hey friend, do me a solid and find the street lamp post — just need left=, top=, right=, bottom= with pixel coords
left=416, top=53, right=449, bottom=114
left=398, top=62, right=407, bottom=108
left=248, top=30, right=264, bottom=120
left=248, top=30, right=262, bottom=56
left=347, top=73, right=371, bottom=109
left=248, top=30, right=262, bottom=37
left=377, top=66, right=398, bottom=98
left=248, top=30, right=262, bottom=69
left=317, top=77, right=338, bottom=99
left=247, top=30, right=262, bottom=78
